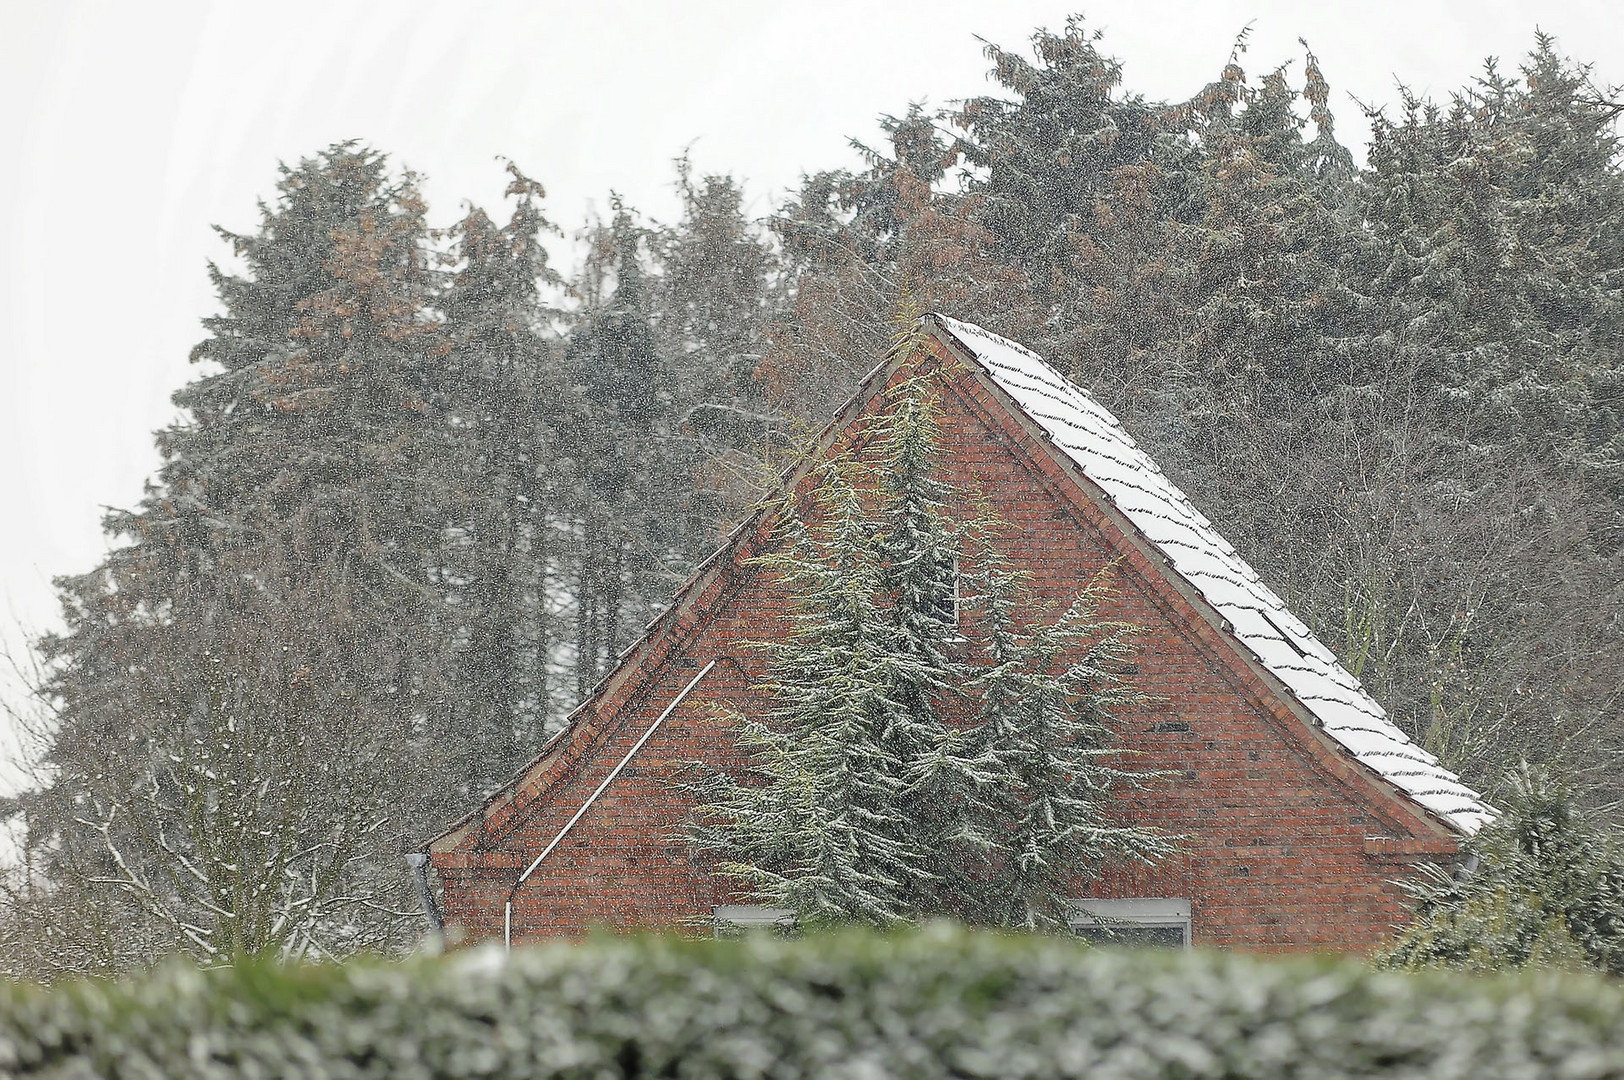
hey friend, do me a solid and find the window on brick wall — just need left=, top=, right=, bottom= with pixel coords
left=713, top=905, right=796, bottom=937
left=1069, top=898, right=1191, bottom=949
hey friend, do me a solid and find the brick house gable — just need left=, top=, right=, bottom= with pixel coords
left=427, top=316, right=1490, bottom=951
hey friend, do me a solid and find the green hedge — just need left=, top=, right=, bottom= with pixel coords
left=4, top=928, right=1624, bottom=1079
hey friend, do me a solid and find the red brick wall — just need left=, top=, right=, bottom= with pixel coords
left=432, top=343, right=1457, bottom=952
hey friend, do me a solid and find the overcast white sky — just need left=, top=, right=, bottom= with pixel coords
left=1, top=0, right=1619, bottom=781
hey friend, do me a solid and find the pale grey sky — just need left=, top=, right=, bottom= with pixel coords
left=1, top=0, right=1619, bottom=779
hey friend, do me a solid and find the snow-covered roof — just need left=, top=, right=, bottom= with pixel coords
left=933, top=315, right=1493, bottom=835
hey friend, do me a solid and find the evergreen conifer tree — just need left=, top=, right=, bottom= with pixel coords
left=565, top=204, right=688, bottom=692
left=1322, top=37, right=1624, bottom=788
left=959, top=553, right=1166, bottom=927
left=649, top=157, right=777, bottom=408
left=693, top=345, right=1168, bottom=929
left=20, top=145, right=460, bottom=968
left=644, top=161, right=790, bottom=534
left=762, top=107, right=1036, bottom=420
left=439, top=164, right=581, bottom=792
left=1376, top=764, right=1624, bottom=975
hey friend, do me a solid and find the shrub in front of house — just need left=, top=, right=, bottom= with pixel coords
left=1376, top=764, right=1624, bottom=977
left=4, top=928, right=1624, bottom=1079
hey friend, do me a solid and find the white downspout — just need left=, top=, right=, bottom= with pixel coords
left=504, top=659, right=718, bottom=951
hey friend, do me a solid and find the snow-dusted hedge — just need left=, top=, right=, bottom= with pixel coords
left=3, top=928, right=1624, bottom=1078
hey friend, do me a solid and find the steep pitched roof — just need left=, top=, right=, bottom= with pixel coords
left=931, top=315, right=1492, bottom=834
left=432, top=315, right=1491, bottom=853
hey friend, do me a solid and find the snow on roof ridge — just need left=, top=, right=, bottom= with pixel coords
left=932, top=314, right=1493, bottom=835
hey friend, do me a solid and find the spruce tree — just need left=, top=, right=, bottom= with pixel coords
left=21, top=145, right=459, bottom=968
left=1326, top=37, right=1624, bottom=789
left=439, top=164, right=581, bottom=792
left=565, top=204, right=683, bottom=692
left=953, top=15, right=1186, bottom=369
left=693, top=357, right=1168, bottom=929
left=649, top=157, right=777, bottom=408
left=762, top=106, right=1036, bottom=420
left=644, top=161, right=790, bottom=533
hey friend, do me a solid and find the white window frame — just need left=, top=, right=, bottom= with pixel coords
left=712, top=905, right=796, bottom=936
left=1069, top=898, right=1192, bottom=950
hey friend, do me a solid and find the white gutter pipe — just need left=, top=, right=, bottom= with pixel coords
left=503, top=659, right=717, bottom=951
